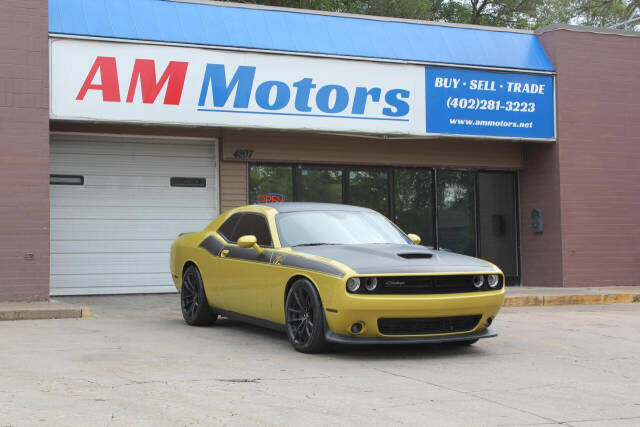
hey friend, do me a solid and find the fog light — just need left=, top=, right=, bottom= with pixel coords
left=485, top=317, right=493, bottom=327
left=472, top=275, right=484, bottom=288
left=350, top=323, right=363, bottom=334
left=487, top=275, right=500, bottom=288
left=364, top=277, right=378, bottom=291
left=346, top=278, right=361, bottom=292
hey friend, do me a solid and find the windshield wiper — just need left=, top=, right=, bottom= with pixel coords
left=292, top=243, right=332, bottom=247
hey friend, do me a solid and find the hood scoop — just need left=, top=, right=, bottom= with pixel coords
left=397, top=252, right=433, bottom=259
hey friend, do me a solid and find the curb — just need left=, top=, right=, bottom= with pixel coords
left=0, top=306, right=93, bottom=321
left=504, top=293, right=640, bottom=307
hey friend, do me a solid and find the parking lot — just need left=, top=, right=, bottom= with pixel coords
left=1, top=296, right=639, bottom=426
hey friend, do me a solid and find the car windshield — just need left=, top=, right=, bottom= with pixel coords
left=276, top=210, right=411, bottom=247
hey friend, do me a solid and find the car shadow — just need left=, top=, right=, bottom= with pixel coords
left=209, top=317, right=490, bottom=360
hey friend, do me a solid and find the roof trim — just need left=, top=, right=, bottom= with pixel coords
left=49, top=33, right=556, bottom=75
left=170, top=0, right=536, bottom=35
left=49, top=0, right=554, bottom=71
left=536, top=23, right=640, bottom=37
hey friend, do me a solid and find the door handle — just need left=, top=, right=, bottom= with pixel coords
left=220, top=249, right=229, bottom=258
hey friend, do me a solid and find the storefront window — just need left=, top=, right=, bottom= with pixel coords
left=436, top=170, right=476, bottom=256
left=394, top=168, right=434, bottom=247
left=348, top=168, right=389, bottom=216
left=249, top=165, right=294, bottom=204
left=300, top=167, right=342, bottom=203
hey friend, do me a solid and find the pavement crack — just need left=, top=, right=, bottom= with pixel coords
left=372, top=367, right=563, bottom=425
left=560, top=415, right=640, bottom=424
left=216, top=378, right=261, bottom=383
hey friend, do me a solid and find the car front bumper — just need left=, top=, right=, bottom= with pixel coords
left=322, top=288, right=505, bottom=341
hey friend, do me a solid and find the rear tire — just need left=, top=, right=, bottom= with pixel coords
left=285, top=279, right=327, bottom=353
left=181, top=264, right=217, bottom=326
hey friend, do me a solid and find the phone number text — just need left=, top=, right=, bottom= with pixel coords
left=446, top=97, right=536, bottom=112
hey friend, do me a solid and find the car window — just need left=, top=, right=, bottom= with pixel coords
left=231, top=213, right=273, bottom=247
left=217, top=213, right=242, bottom=242
left=276, top=210, right=411, bottom=247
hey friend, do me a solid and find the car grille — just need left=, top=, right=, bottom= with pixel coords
left=377, top=315, right=482, bottom=335
left=374, top=275, right=502, bottom=294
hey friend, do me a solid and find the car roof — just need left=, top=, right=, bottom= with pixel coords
left=259, top=202, right=374, bottom=213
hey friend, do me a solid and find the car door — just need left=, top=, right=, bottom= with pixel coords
left=213, top=212, right=277, bottom=320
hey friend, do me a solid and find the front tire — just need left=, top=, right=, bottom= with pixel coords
left=181, top=264, right=217, bottom=326
left=285, top=279, right=327, bottom=353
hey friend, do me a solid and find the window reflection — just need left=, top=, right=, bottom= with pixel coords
left=394, top=168, right=434, bottom=247
left=437, top=170, right=476, bottom=256
left=301, top=168, right=342, bottom=203
left=348, top=168, right=389, bottom=216
left=249, top=165, right=294, bottom=203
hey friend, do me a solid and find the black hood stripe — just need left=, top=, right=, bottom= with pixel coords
left=281, top=255, right=344, bottom=277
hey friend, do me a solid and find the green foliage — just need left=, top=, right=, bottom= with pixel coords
left=228, top=0, right=639, bottom=30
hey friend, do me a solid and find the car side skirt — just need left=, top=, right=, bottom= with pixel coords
left=215, top=308, right=286, bottom=333
left=324, top=327, right=497, bottom=345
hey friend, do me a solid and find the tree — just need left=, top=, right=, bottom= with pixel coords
left=225, top=0, right=639, bottom=30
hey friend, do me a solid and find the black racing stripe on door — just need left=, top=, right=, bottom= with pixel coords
left=225, top=246, right=270, bottom=262
left=199, top=239, right=344, bottom=277
left=199, top=235, right=225, bottom=256
left=281, top=255, right=345, bottom=278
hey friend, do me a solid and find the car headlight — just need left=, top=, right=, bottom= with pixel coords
left=487, top=274, right=500, bottom=288
left=472, top=275, right=484, bottom=288
left=346, top=277, right=361, bottom=292
left=364, top=277, right=378, bottom=291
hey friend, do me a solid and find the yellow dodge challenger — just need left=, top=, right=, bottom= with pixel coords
left=170, top=203, right=505, bottom=353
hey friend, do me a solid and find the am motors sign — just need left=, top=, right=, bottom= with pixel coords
left=50, top=38, right=555, bottom=140
left=50, top=38, right=422, bottom=135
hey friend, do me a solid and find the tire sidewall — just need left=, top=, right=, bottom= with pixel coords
left=285, top=279, right=326, bottom=353
left=181, top=265, right=215, bottom=326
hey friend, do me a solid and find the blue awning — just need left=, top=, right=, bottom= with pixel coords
left=49, top=0, right=554, bottom=72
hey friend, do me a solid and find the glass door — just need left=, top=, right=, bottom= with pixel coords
left=393, top=168, right=435, bottom=247
left=478, top=172, right=518, bottom=284
left=436, top=170, right=477, bottom=256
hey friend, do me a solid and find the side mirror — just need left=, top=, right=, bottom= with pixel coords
left=407, top=233, right=421, bottom=245
left=237, top=235, right=262, bottom=254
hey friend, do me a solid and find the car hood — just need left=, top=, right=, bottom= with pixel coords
left=291, top=243, right=497, bottom=275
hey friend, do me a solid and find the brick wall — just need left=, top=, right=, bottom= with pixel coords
left=0, top=0, right=50, bottom=300
left=524, top=28, right=640, bottom=287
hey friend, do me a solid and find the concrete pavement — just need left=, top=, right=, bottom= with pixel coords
left=1, top=295, right=639, bottom=426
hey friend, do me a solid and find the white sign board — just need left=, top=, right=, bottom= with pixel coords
left=50, top=38, right=425, bottom=135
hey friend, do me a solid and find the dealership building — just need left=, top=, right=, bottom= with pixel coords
left=1, top=0, right=638, bottom=300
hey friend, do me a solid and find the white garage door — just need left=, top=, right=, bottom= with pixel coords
left=50, top=133, right=218, bottom=295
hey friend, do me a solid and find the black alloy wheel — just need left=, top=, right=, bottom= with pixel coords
left=285, top=279, right=327, bottom=353
left=181, top=264, right=217, bottom=326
